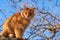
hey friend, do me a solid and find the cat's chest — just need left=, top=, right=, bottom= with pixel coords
left=21, top=19, right=30, bottom=25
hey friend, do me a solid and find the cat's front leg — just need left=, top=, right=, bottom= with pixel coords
left=14, top=27, right=24, bottom=40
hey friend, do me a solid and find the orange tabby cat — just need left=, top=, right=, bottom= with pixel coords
left=0, top=7, right=35, bottom=40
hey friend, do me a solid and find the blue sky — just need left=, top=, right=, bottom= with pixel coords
left=0, top=0, right=60, bottom=40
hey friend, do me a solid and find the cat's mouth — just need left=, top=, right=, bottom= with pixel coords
left=25, top=16, right=33, bottom=19
left=25, top=16, right=30, bottom=19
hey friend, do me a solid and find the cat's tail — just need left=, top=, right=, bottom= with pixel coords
left=0, top=32, right=5, bottom=38
left=0, top=32, right=2, bottom=37
left=0, top=32, right=3, bottom=37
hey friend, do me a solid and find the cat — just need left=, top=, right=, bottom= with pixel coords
left=0, top=7, right=35, bottom=40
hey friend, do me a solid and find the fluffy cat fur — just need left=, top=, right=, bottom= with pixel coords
left=0, top=7, right=35, bottom=40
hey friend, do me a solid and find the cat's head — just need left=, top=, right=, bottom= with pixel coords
left=21, top=7, right=35, bottom=19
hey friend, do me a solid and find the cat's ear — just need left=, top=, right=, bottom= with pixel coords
left=30, top=8, right=35, bottom=11
left=24, top=6, right=28, bottom=10
left=23, top=4, right=28, bottom=10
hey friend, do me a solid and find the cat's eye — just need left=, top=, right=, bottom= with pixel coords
left=25, top=12, right=28, bottom=15
left=25, top=13, right=27, bottom=14
left=30, top=12, right=32, bottom=14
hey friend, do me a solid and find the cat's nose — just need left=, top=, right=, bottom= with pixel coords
left=27, top=15, right=30, bottom=17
